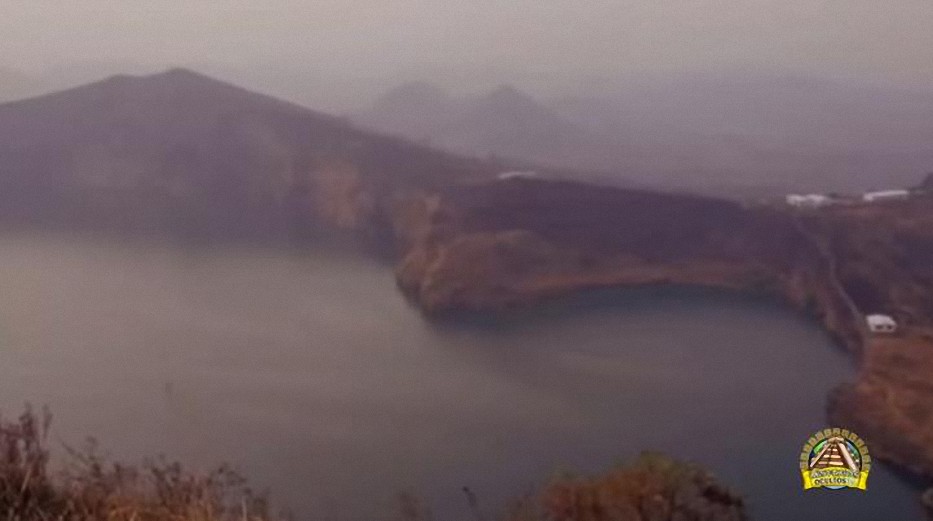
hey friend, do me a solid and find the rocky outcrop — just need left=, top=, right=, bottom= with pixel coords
left=307, top=160, right=375, bottom=229
left=828, top=332, right=933, bottom=480
left=813, top=199, right=933, bottom=487
left=396, top=229, right=574, bottom=312
left=392, top=179, right=812, bottom=314
left=389, top=178, right=933, bottom=501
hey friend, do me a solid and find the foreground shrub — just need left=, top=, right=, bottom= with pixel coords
left=2, top=407, right=748, bottom=521
left=507, top=452, right=748, bottom=521
left=0, top=406, right=271, bottom=521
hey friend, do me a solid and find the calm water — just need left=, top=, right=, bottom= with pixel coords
left=0, top=233, right=922, bottom=520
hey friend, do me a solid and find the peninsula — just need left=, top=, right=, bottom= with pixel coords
left=387, top=175, right=933, bottom=502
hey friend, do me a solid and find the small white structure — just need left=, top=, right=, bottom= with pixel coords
left=862, top=190, right=910, bottom=203
left=866, top=314, right=898, bottom=334
left=786, top=194, right=833, bottom=208
left=497, top=170, right=539, bottom=181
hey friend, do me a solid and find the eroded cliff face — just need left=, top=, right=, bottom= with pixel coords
left=306, top=160, right=376, bottom=229
left=397, top=228, right=577, bottom=311
left=392, top=179, right=818, bottom=315
left=388, top=179, right=933, bottom=500
left=829, top=332, right=933, bottom=480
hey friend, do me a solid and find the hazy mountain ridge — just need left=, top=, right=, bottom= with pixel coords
left=355, top=81, right=630, bottom=175
left=357, top=74, right=933, bottom=196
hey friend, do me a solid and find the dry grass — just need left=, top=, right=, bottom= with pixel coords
left=395, top=453, right=748, bottom=521
left=511, top=452, right=749, bottom=521
left=1, top=408, right=748, bottom=521
left=0, top=406, right=272, bottom=521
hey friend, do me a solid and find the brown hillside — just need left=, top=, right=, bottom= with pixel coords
left=0, top=69, right=498, bottom=238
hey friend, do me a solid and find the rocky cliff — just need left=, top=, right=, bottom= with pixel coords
left=821, top=196, right=933, bottom=481
left=390, top=179, right=871, bottom=363
left=389, top=178, right=933, bottom=504
left=393, top=179, right=812, bottom=312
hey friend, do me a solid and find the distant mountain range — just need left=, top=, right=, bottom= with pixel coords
left=0, top=69, right=502, bottom=239
left=355, top=74, right=933, bottom=196
left=2, top=67, right=931, bottom=242
left=354, top=82, right=629, bottom=176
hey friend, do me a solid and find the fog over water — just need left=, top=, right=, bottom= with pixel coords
left=0, top=234, right=921, bottom=520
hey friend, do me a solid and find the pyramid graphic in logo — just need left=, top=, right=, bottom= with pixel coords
left=809, top=436, right=859, bottom=471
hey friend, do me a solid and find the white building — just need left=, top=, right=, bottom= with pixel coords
left=862, top=190, right=910, bottom=203
left=497, top=170, right=539, bottom=181
left=866, top=314, right=898, bottom=334
left=786, top=194, right=833, bottom=208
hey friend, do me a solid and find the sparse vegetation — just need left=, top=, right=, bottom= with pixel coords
left=0, top=406, right=272, bottom=521
left=506, top=453, right=748, bottom=521
left=2, top=406, right=748, bottom=521
left=393, top=453, right=748, bottom=521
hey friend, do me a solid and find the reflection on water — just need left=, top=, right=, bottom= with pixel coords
left=0, top=233, right=922, bottom=520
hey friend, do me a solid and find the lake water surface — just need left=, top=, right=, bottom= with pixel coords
left=0, top=233, right=922, bottom=520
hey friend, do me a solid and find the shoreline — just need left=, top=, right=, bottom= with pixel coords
left=388, top=182, right=933, bottom=508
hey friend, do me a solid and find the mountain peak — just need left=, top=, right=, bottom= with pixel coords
left=0, top=68, right=498, bottom=239
left=472, top=85, right=559, bottom=124
left=479, top=85, right=546, bottom=113
left=94, top=67, right=206, bottom=85
left=373, top=81, right=451, bottom=110
left=160, top=67, right=202, bottom=78
left=102, top=67, right=232, bottom=91
left=385, top=81, right=448, bottom=98
left=4, top=66, right=329, bottom=124
left=486, top=84, right=532, bottom=102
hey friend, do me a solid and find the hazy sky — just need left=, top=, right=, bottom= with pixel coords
left=1, top=1, right=932, bottom=106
